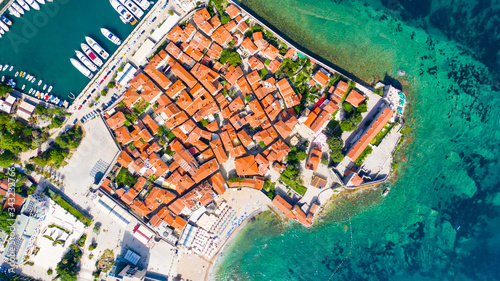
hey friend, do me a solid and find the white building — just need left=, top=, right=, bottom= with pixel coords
left=1, top=95, right=17, bottom=114
left=16, top=100, right=36, bottom=121
left=3, top=195, right=47, bottom=265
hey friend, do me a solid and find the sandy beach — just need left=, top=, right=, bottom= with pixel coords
left=173, top=188, right=275, bottom=281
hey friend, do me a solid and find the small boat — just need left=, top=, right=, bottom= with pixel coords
left=85, top=36, right=109, bottom=59
left=36, top=0, right=46, bottom=4
left=31, top=77, right=36, bottom=83
left=118, top=0, right=144, bottom=19
left=7, top=79, right=16, bottom=87
left=1, top=76, right=4, bottom=82
left=25, top=0, right=40, bottom=10
left=456, top=226, right=461, bottom=231
left=76, top=50, right=98, bottom=72
left=8, top=6, right=21, bottom=18
left=11, top=3, right=25, bottom=15
left=36, top=91, right=41, bottom=98
left=1, top=16, right=12, bottom=26
left=47, top=85, right=52, bottom=93
left=70, top=58, right=93, bottom=78
left=58, top=100, right=63, bottom=106
left=16, top=0, right=30, bottom=11
left=2, top=65, right=8, bottom=71
left=43, top=84, right=47, bottom=90
left=0, top=65, right=2, bottom=70
left=45, top=95, right=49, bottom=101
left=131, top=0, right=149, bottom=10
left=38, top=79, right=42, bottom=86
left=101, top=28, right=121, bottom=45
left=382, top=187, right=391, bottom=197
left=63, top=100, right=69, bottom=108
left=21, top=85, right=25, bottom=90
left=15, top=71, right=19, bottom=76
left=81, top=43, right=103, bottom=67
left=110, top=0, right=137, bottom=25
left=0, top=21, right=9, bottom=32
left=19, top=71, right=23, bottom=77
left=0, top=29, right=4, bottom=35
left=22, top=72, right=26, bottom=78
left=29, top=89, right=33, bottom=94
left=9, top=66, right=13, bottom=71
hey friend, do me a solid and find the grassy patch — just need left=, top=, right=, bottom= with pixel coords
left=46, top=189, right=92, bottom=226
left=355, top=145, right=373, bottom=166
left=371, top=122, right=395, bottom=146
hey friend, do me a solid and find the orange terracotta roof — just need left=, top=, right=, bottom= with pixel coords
left=274, top=120, right=293, bottom=139
left=235, top=155, right=259, bottom=176
left=236, top=129, right=253, bottom=147
left=248, top=56, right=264, bottom=70
left=170, top=139, right=200, bottom=176
left=240, top=37, right=258, bottom=55
left=142, top=114, right=159, bottom=135
left=106, top=112, right=126, bottom=130
left=253, top=126, right=277, bottom=146
left=121, top=189, right=138, bottom=205
left=309, top=109, right=331, bottom=133
left=167, top=25, right=183, bottom=42
left=267, top=60, right=281, bottom=73
left=272, top=195, right=295, bottom=220
left=168, top=199, right=187, bottom=215
left=172, top=216, right=187, bottom=231
left=234, top=15, right=243, bottom=23
left=210, top=138, right=228, bottom=164
left=284, top=48, right=296, bottom=59
left=223, top=20, right=237, bottom=31
left=208, top=172, right=226, bottom=195
left=145, top=187, right=177, bottom=209
left=262, top=44, right=279, bottom=60
left=345, top=90, right=365, bottom=107
left=100, top=178, right=112, bottom=194
left=206, top=43, right=223, bottom=60
left=306, top=146, right=322, bottom=172
left=313, top=71, right=329, bottom=89
left=350, top=174, right=363, bottom=186
left=191, top=159, right=219, bottom=183
left=276, top=78, right=300, bottom=108
left=237, top=21, right=249, bottom=33
left=212, top=26, right=232, bottom=46
left=224, top=65, right=243, bottom=85
left=164, top=79, right=187, bottom=99
left=123, top=88, right=142, bottom=107
left=209, top=15, right=221, bottom=29
left=130, top=200, right=152, bottom=217
left=115, top=126, right=133, bottom=145
left=171, top=62, right=197, bottom=88
left=347, top=107, right=393, bottom=161
left=225, top=4, right=241, bottom=18
left=334, top=80, right=349, bottom=101
left=117, top=150, right=134, bottom=168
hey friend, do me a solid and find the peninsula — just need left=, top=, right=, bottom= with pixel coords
left=0, top=0, right=407, bottom=280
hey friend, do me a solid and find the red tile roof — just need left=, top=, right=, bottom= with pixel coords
left=345, top=90, right=365, bottom=107
left=347, top=107, right=393, bottom=161
left=106, top=112, right=126, bottom=130
left=235, top=155, right=259, bottom=176
left=306, top=146, right=322, bottom=172
left=272, top=195, right=295, bottom=220
left=225, top=4, right=241, bottom=18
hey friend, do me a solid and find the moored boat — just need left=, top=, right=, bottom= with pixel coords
left=48, top=85, right=53, bottom=93
left=76, top=50, right=98, bottom=72
left=70, top=58, right=93, bottom=78
left=110, top=0, right=137, bottom=25
left=0, top=29, right=4, bottom=35
left=0, top=21, right=8, bottom=32
left=63, top=100, right=69, bottom=108
left=382, top=187, right=391, bottom=197
left=101, top=28, right=121, bottom=45
left=11, top=3, right=25, bottom=15
left=9, top=66, right=13, bottom=71
left=16, top=0, right=30, bottom=11
left=118, top=0, right=143, bottom=19
left=25, top=0, right=40, bottom=10
left=85, top=36, right=109, bottom=60
left=22, top=72, right=26, bottom=78
left=36, top=0, right=46, bottom=4
left=2, top=65, right=8, bottom=71
left=1, top=16, right=12, bottom=26
left=81, top=43, right=103, bottom=67
left=8, top=7, right=21, bottom=18
left=43, top=84, right=46, bottom=90
left=21, top=85, right=25, bottom=90
left=31, top=77, right=36, bottom=83
left=38, top=79, right=42, bottom=86
left=131, top=0, right=149, bottom=10
left=14, top=71, right=19, bottom=76
left=1, top=76, right=4, bottom=82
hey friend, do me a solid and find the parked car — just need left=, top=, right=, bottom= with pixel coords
left=78, top=105, right=83, bottom=110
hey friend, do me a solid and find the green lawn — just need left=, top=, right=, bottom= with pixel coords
left=46, top=189, right=92, bottom=226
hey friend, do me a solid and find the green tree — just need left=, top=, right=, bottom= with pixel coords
left=35, top=104, right=48, bottom=115
left=358, top=102, right=368, bottom=113
left=342, top=102, right=354, bottom=113
left=49, top=116, right=64, bottom=129
left=349, top=112, right=363, bottom=124
left=340, top=120, right=358, bottom=132
left=115, top=168, right=137, bottom=187
left=329, top=150, right=344, bottom=163
left=107, top=82, right=115, bottom=89
left=221, top=15, right=231, bottom=25
left=101, top=89, right=108, bottom=96
left=0, top=150, right=15, bottom=167
left=219, top=49, right=242, bottom=66
left=56, top=245, right=82, bottom=281
left=0, top=84, right=13, bottom=97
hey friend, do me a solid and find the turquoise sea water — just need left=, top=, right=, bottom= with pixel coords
left=0, top=0, right=136, bottom=100
left=214, top=0, right=500, bottom=280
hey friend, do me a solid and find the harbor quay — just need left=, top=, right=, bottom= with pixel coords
left=0, top=0, right=407, bottom=280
